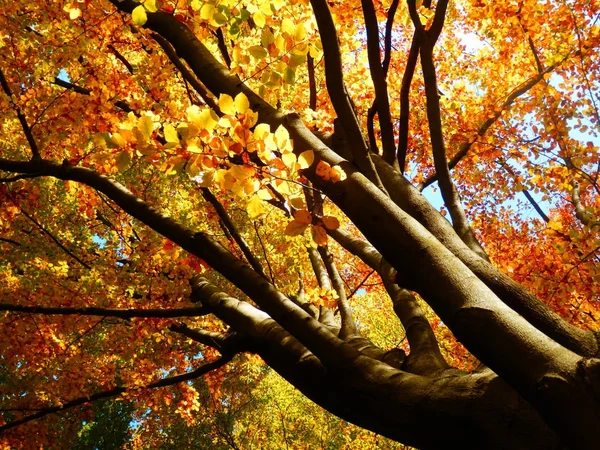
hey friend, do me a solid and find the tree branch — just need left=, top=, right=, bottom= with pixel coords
left=397, top=34, right=419, bottom=174
left=361, top=0, right=396, bottom=164
left=201, top=188, right=267, bottom=278
left=0, top=303, right=208, bottom=319
left=0, top=355, right=233, bottom=432
left=20, top=208, right=92, bottom=270
left=308, top=0, right=386, bottom=189
left=317, top=245, right=358, bottom=338
left=0, top=68, right=41, bottom=160
left=419, top=63, right=562, bottom=190
left=151, top=33, right=220, bottom=113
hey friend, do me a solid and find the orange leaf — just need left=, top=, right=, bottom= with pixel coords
left=293, top=209, right=312, bottom=224
left=285, top=220, right=309, bottom=236
left=311, top=225, right=328, bottom=246
left=322, top=216, right=340, bottom=230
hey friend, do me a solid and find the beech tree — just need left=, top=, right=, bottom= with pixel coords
left=1, top=0, right=599, bottom=448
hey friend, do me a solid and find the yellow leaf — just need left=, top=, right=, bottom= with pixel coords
left=298, top=150, right=314, bottom=169
left=253, top=11, right=266, bottom=28
left=200, top=4, right=214, bottom=20
left=256, top=188, right=273, bottom=200
left=281, top=152, right=296, bottom=168
left=282, top=18, right=295, bottom=35
left=311, top=225, right=328, bottom=246
left=247, top=195, right=265, bottom=218
left=254, top=123, right=271, bottom=140
left=143, top=0, right=158, bottom=13
left=322, top=216, right=339, bottom=230
left=69, top=8, right=81, bottom=20
left=234, top=92, right=250, bottom=114
left=132, top=5, right=148, bottom=26
left=285, top=220, right=309, bottom=237
left=219, top=94, right=236, bottom=115
left=164, top=124, right=179, bottom=145
left=137, top=115, right=154, bottom=140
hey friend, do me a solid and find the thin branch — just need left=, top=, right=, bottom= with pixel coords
left=0, top=237, right=21, bottom=246
left=418, top=59, right=566, bottom=190
left=52, top=78, right=133, bottom=113
left=0, top=355, right=233, bottom=432
left=0, top=303, right=209, bottom=318
left=307, top=54, right=317, bottom=110
left=397, top=34, right=419, bottom=174
left=317, top=245, right=358, bottom=338
left=382, top=0, right=400, bottom=75
left=20, top=209, right=92, bottom=270
left=418, top=12, right=488, bottom=260
left=0, top=68, right=41, bottom=160
left=201, top=188, right=267, bottom=279
left=361, top=0, right=396, bottom=164
left=253, top=221, right=275, bottom=284
left=309, top=0, right=386, bottom=190
left=497, top=160, right=550, bottom=223
left=215, top=28, right=232, bottom=69
left=151, top=33, right=221, bottom=113
left=107, top=44, right=135, bottom=74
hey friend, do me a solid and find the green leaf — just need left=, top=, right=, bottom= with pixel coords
left=132, top=5, right=148, bottom=26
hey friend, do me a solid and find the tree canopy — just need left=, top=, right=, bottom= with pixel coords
left=1, top=0, right=599, bottom=448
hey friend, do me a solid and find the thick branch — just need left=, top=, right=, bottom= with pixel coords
left=328, top=227, right=447, bottom=372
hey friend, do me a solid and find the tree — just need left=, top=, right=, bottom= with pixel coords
left=0, top=0, right=599, bottom=448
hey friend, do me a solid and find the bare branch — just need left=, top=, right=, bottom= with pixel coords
left=307, top=54, right=317, bottom=110
left=107, top=44, right=135, bottom=74
left=52, top=78, right=133, bottom=113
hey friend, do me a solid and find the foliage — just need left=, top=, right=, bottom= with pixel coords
left=0, top=0, right=599, bottom=448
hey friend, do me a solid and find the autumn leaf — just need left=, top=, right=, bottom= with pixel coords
left=132, top=5, right=148, bottom=25
left=311, top=225, right=328, bottom=246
